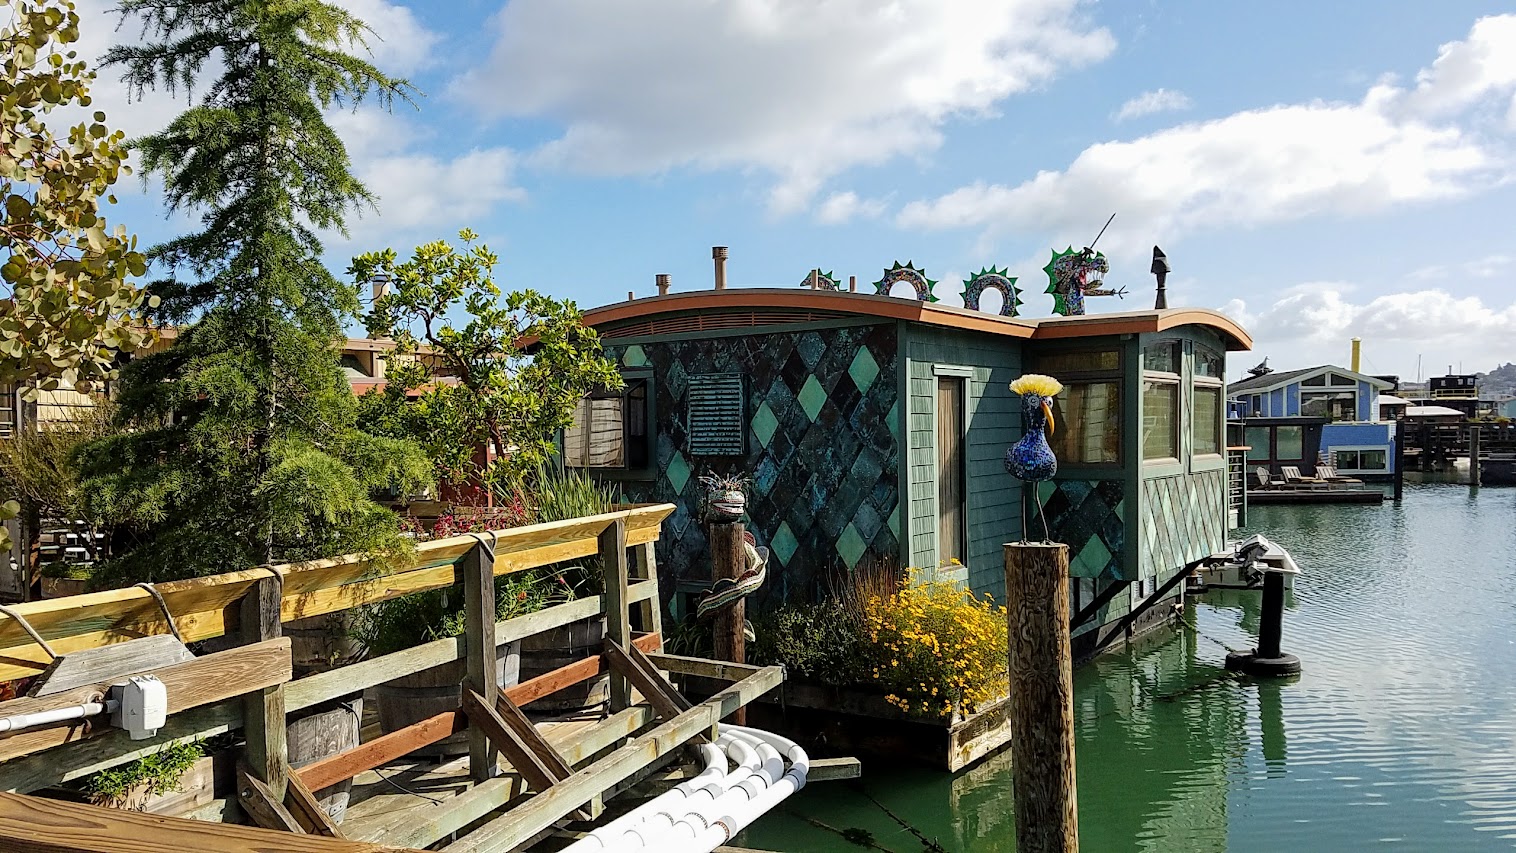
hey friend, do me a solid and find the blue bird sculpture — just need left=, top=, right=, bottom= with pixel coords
left=1003, top=373, right=1064, bottom=542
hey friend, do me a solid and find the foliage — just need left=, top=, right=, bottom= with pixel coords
left=360, top=569, right=575, bottom=657
left=0, top=400, right=114, bottom=519
left=1, top=0, right=155, bottom=398
left=82, top=740, right=203, bottom=809
left=752, top=563, right=1008, bottom=720
left=862, top=569, right=1008, bottom=718
left=352, top=231, right=622, bottom=487
left=38, top=558, right=88, bottom=579
left=77, top=0, right=431, bottom=584
left=524, top=467, right=621, bottom=595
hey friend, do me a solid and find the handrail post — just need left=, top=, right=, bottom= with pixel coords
left=600, top=519, right=630, bottom=711
left=630, top=542, right=663, bottom=640
left=463, top=539, right=499, bottom=781
left=239, top=574, right=288, bottom=803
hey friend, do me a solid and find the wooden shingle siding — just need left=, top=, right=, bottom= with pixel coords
left=904, top=328, right=1022, bottom=602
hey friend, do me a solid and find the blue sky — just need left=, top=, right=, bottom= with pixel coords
left=82, top=0, right=1516, bottom=381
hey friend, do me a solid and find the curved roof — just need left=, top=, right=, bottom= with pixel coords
left=583, top=288, right=1252, bottom=351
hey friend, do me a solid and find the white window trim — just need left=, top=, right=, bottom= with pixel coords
left=1326, top=444, right=1391, bottom=473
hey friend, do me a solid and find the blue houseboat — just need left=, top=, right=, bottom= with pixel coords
left=568, top=264, right=1253, bottom=658
left=1228, top=364, right=1398, bottom=480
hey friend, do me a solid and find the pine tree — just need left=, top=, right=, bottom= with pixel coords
left=78, top=1, right=429, bottom=584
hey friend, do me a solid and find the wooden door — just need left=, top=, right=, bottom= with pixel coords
left=937, top=377, right=966, bottom=566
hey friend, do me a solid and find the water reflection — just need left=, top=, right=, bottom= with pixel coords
left=740, top=483, right=1516, bottom=851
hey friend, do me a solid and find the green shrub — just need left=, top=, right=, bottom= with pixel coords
left=82, top=740, right=204, bottom=809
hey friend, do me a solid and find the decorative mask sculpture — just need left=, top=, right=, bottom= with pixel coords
left=1044, top=247, right=1126, bottom=316
left=1003, top=373, right=1064, bottom=542
left=698, top=473, right=749, bottom=523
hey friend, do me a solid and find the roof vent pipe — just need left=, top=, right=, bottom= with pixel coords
left=849, top=275, right=857, bottom=293
left=656, top=274, right=671, bottom=296
left=713, top=247, right=728, bottom=290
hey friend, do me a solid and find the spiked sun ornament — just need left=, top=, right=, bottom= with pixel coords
left=1004, top=373, right=1064, bottom=542
left=873, top=261, right=938, bottom=302
left=961, top=267, right=1022, bottom=316
left=800, top=269, right=841, bottom=291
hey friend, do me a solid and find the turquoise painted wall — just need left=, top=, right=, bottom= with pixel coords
left=901, top=325, right=1023, bottom=600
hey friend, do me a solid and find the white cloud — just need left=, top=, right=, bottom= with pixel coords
left=330, top=0, right=440, bottom=76
left=348, top=147, right=524, bottom=238
left=1221, top=286, right=1516, bottom=377
left=459, top=0, right=1115, bottom=213
left=1409, top=252, right=1513, bottom=281
left=897, top=15, right=1516, bottom=256
left=815, top=191, right=887, bottom=225
left=1394, top=15, right=1516, bottom=119
left=1113, top=88, right=1191, bottom=121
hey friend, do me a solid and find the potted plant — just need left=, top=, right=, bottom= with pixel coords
left=38, top=560, right=91, bottom=599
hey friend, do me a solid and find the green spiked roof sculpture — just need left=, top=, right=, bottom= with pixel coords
left=873, top=261, right=938, bottom=302
left=961, top=267, right=1022, bottom=317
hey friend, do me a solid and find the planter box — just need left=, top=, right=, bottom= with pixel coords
left=40, top=576, right=88, bottom=599
left=685, top=676, right=1011, bottom=773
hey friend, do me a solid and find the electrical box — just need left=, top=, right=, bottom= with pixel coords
left=110, top=675, right=168, bottom=740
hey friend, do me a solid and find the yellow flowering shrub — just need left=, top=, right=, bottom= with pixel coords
left=862, top=569, right=1008, bottom=719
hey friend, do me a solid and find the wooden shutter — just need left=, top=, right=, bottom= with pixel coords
left=687, top=374, right=745, bottom=457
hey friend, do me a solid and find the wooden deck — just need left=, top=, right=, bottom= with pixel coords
left=1249, top=488, right=1384, bottom=505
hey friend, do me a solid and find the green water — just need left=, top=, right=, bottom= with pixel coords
left=739, top=481, right=1516, bottom=851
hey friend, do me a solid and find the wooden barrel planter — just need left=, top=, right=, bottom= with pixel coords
left=286, top=612, right=366, bottom=678
left=518, top=616, right=606, bottom=715
left=374, top=644, right=521, bottom=757
left=287, top=696, right=362, bottom=824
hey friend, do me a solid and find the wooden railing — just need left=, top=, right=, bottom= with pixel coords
left=0, top=502, right=789, bottom=851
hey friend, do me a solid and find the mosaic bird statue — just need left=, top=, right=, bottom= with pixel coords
left=1004, top=374, right=1064, bottom=542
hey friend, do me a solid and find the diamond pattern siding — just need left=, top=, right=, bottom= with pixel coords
left=608, top=324, right=899, bottom=611
left=1039, top=479, right=1126, bottom=580
left=1139, top=470, right=1227, bottom=578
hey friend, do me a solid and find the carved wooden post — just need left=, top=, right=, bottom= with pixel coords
left=600, top=519, right=630, bottom=711
left=708, top=520, right=746, bottom=725
left=463, top=537, right=499, bottom=781
left=1004, top=542, right=1078, bottom=853
left=240, top=574, right=289, bottom=803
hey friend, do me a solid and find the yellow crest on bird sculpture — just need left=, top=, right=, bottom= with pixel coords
left=1009, top=374, right=1063, bottom=397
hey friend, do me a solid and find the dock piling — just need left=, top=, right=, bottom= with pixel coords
left=1004, top=541, right=1078, bottom=853
left=1225, top=569, right=1300, bottom=677
left=1394, top=416, right=1405, bottom=502
left=1470, top=425, right=1481, bottom=487
left=709, top=519, right=747, bottom=725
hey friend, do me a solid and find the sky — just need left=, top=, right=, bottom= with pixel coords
left=73, top=0, right=1516, bottom=382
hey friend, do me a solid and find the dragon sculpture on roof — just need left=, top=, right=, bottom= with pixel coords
left=1044, top=247, right=1126, bottom=316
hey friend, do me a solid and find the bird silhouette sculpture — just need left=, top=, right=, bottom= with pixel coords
left=1003, top=373, right=1064, bottom=542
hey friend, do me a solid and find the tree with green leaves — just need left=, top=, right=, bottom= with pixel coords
left=352, top=231, right=621, bottom=493
left=1, top=0, right=156, bottom=548
left=76, top=0, right=429, bottom=584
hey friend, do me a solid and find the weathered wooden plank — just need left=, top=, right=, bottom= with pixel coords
left=629, top=542, right=663, bottom=638
left=286, top=773, right=345, bottom=837
left=644, top=652, right=764, bottom=681
left=0, top=791, right=426, bottom=852
left=504, top=631, right=660, bottom=708
left=29, top=635, right=194, bottom=697
left=462, top=541, right=499, bottom=782
left=296, top=712, right=464, bottom=794
left=603, top=640, right=684, bottom=721
left=490, top=692, right=573, bottom=781
left=461, top=688, right=558, bottom=792
left=237, top=762, right=303, bottom=834
left=240, top=575, right=288, bottom=802
left=628, top=642, right=692, bottom=711
left=0, top=638, right=291, bottom=764
left=442, top=665, right=785, bottom=853
left=0, top=505, right=672, bottom=682
left=600, top=520, right=630, bottom=712
left=284, top=582, right=657, bottom=714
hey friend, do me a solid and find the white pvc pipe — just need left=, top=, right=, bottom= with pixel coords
left=627, top=730, right=781, bottom=851
left=0, top=699, right=115, bottom=734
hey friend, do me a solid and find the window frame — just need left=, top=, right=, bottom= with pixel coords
left=562, top=369, right=656, bottom=480
left=1191, top=379, right=1224, bottom=459
left=1031, top=346, right=1125, bottom=472
left=1141, top=341, right=1181, bottom=464
left=1330, top=445, right=1390, bottom=473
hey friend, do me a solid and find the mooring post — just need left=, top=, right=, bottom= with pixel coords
left=709, top=519, right=747, bottom=725
left=1470, top=424, right=1482, bottom=487
left=1393, top=415, right=1405, bottom=502
left=1004, top=541, right=1078, bottom=853
left=1225, top=568, right=1300, bottom=676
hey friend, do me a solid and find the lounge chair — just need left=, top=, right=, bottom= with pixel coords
left=1255, top=466, right=1284, bottom=490
left=1315, top=465, right=1363, bottom=485
left=1280, top=465, right=1329, bottom=489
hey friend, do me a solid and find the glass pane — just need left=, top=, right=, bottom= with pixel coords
left=1301, top=374, right=1327, bottom=386
left=1049, top=381, right=1121, bottom=464
left=1245, top=427, right=1271, bottom=462
left=1194, top=347, right=1223, bottom=378
left=1334, top=449, right=1359, bottom=469
left=1034, top=350, right=1119, bottom=375
left=1276, top=426, right=1304, bottom=460
left=1192, top=386, right=1221, bottom=455
left=1142, top=381, right=1179, bottom=460
left=1143, top=341, right=1180, bottom=374
left=1359, top=449, right=1387, bottom=470
left=564, top=396, right=624, bottom=468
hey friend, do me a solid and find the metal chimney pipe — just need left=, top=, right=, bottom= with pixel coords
left=1351, top=338, right=1361, bottom=373
left=627, top=290, right=635, bottom=301
left=849, top=275, right=857, bottom=293
left=656, top=274, right=671, bottom=296
left=712, top=247, right=728, bottom=290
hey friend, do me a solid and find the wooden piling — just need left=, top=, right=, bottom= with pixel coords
left=600, top=519, right=631, bottom=712
left=1470, top=424, right=1482, bottom=487
left=1004, top=542, right=1078, bottom=853
left=462, top=538, right=500, bottom=782
left=239, top=574, right=288, bottom=803
left=1393, top=416, right=1405, bottom=502
left=709, top=520, right=747, bottom=725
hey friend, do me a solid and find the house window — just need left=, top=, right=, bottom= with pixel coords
left=1250, top=394, right=1262, bottom=416
left=1049, top=381, right=1121, bottom=464
left=1193, top=384, right=1222, bottom=456
left=1301, top=374, right=1327, bottom=387
left=1142, top=340, right=1181, bottom=461
left=564, top=377, right=650, bottom=470
left=1333, top=447, right=1389, bottom=472
left=1301, top=391, right=1355, bottom=422
left=1276, top=425, right=1304, bottom=460
left=1194, top=346, right=1224, bottom=379
left=1036, top=349, right=1119, bottom=374
left=1245, top=426, right=1271, bottom=462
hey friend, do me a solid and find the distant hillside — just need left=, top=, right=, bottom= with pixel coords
left=1478, top=363, right=1516, bottom=397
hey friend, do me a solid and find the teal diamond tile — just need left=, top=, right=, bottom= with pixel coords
left=622, top=345, right=648, bottom=367
left=848, top=347, right=880, bottom=393
left=665, top=451, right=692, bottom=494
left=887, top=503, right=900, bottom=537
left=798, top=375, right=826, bottom=421
left=1071, top=533, right=1112, bottom=577
left=771, top=521, right=799, bottom=566
left=752, top=401, right=779, bottom=448
left=886, top=399, right=900, bottom=442
left=836, top=523, right=866, bottom=569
